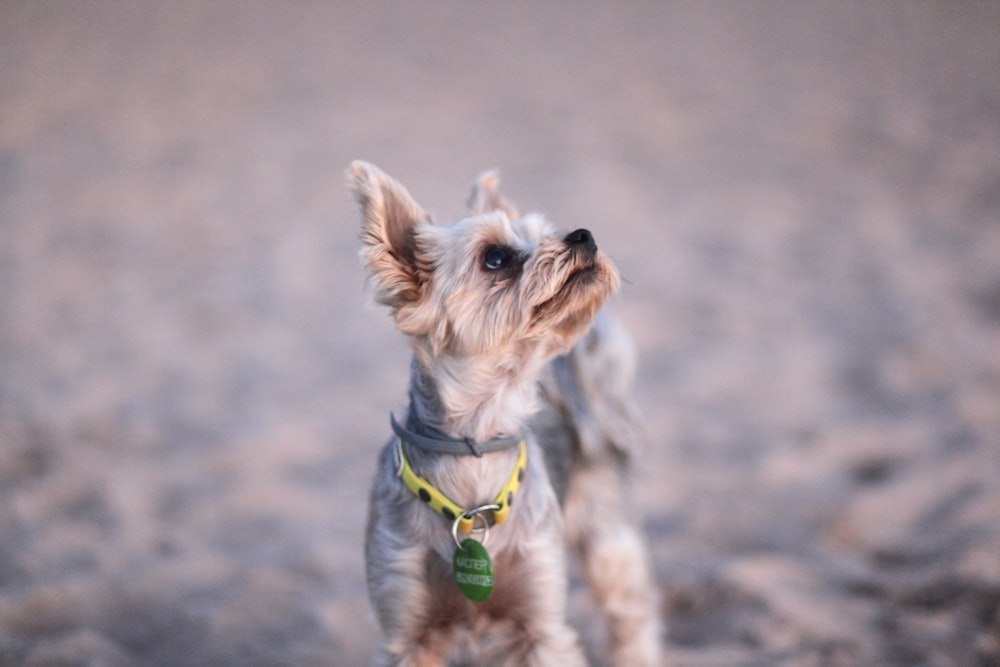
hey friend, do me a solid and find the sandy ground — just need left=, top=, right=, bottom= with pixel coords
left=2, top=2, right=999, bottom=665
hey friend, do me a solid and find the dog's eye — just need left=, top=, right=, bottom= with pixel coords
left=483, top=245, right=514, bottom=271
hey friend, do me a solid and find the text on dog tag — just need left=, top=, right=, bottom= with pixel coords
left=452, top=538, right=494, bottom=602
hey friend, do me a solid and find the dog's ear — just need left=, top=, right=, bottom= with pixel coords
left=347, top=161, right=430, bottom=307
left=467, top=170, right=520, bottom=221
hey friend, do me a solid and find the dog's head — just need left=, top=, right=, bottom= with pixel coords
left=347, top=161, right=619, bottom=359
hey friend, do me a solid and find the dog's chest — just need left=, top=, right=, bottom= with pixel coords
left=422, top=546, right=531, bottom=625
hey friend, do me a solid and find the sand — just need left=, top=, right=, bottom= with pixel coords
left=1, top=2, right=999, bottom=665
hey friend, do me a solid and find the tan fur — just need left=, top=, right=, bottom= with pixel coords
left=349, top=161, right=661, bottom=666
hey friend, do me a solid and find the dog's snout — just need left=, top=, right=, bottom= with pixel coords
left=564, top=228, right=596, bottom=252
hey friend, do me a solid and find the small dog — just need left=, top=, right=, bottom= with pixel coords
left=348, top=161, right=661, bottom=667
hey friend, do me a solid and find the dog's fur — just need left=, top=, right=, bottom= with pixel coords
left=349, top=162, right=661, bottom=666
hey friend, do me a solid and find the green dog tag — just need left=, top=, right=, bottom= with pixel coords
left=452, top=538, right=495, bottom=602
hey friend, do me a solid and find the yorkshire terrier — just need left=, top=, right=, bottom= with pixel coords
left=348, top=161, right=661, bottom=667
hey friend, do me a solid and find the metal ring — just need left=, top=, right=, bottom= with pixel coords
left=450, top=503, right=500, bottom=551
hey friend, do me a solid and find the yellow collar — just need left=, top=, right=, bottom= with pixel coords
left=396, top=438, right=527, bottom=534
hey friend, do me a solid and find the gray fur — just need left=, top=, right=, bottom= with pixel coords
left=350, top=162, right=661, bottom=666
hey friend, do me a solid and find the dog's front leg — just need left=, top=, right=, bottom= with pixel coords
left=373, top=640, right=448, bottom=667
left=479, top=527, right=587, bottom=667
left=367, top=534, right=457, bottom=667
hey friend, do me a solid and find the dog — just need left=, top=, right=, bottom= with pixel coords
left=348, top=161, right=661, bottom=666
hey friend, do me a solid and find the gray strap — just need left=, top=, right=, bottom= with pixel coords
left=390, top=413, right=522, bottom=458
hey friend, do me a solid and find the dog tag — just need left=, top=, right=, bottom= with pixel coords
left=452, top=538, right=494, bottom=602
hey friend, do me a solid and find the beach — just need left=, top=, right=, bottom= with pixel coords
left=1, top=2, right=999, bottom=665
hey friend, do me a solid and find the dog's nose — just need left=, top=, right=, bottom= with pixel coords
left=564, top=228, right=597, bottom=252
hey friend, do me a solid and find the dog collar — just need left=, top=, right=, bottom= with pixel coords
left=390, top=413, right=522, bottom=457
left=395, top=436, right=527, bottom=534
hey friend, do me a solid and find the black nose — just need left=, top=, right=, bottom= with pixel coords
left=564, top=228, right=596, bottom=252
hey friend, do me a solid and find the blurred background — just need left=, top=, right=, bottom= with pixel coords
left=1, top=2, right=998, bottom=665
